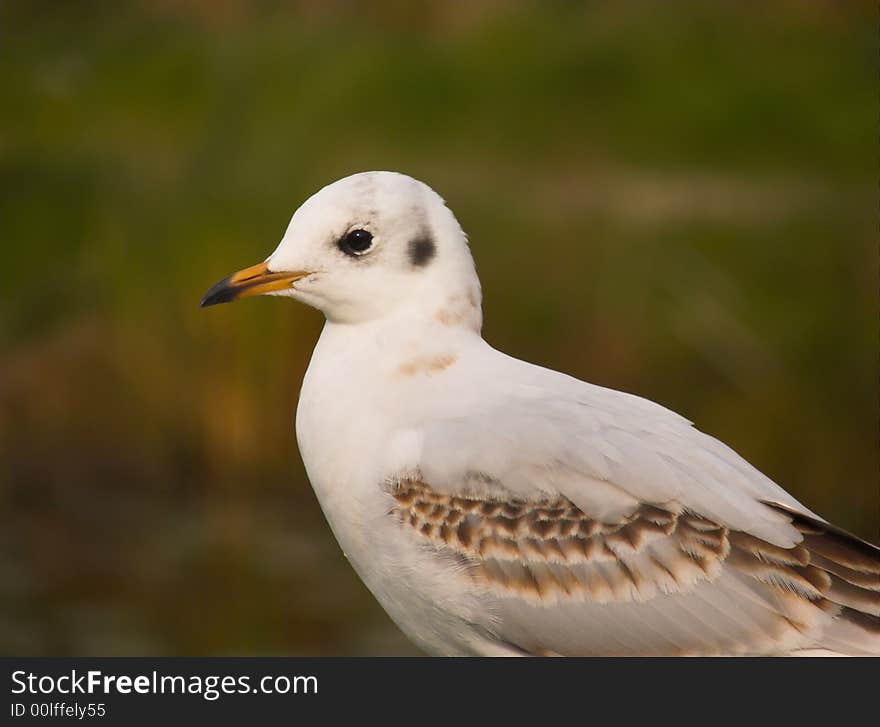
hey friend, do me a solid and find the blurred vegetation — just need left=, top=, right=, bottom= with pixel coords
left=0, top=0, right=876, bottom=655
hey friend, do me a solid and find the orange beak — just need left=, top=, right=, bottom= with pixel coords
left=200, top=261, right=311, bottom=308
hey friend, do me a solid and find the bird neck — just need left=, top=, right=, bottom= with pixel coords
left=314, top=285, right=483, bottom=374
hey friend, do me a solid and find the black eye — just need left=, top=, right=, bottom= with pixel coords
left=338, top=229, right=373, bottom=256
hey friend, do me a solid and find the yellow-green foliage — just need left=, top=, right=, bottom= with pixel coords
left=0, top=1, right=874, bottom=654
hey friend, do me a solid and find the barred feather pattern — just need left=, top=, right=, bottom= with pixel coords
left=390, top=479, right=880, bottom=655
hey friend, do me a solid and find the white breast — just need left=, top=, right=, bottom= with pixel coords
left=295, top=319, right=506, bottom=654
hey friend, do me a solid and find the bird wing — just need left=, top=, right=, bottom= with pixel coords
left=389, top=380, right=880, bottom=655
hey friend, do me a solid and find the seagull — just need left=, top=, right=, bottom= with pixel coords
left=201, top=171, right=879, bottom=656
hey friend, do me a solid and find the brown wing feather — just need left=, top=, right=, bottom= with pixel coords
left=390, top=479, right=880, bottom=654
left=760, top=502, right=880, bottom=622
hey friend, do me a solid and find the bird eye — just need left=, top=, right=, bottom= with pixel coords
left=338, top=229, right=374, bottom=256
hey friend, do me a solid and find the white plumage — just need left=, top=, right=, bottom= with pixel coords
left=202, top=171, right=879, bottom=656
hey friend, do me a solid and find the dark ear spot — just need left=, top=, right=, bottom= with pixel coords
left=408, top=234, right=436, bottom=268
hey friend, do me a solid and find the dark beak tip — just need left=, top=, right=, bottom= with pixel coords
left=200, top=276, right=235, bottom=309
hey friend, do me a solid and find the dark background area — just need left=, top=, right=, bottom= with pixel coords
left=1, top=0, right=876, bottom=655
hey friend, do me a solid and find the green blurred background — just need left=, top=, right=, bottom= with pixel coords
left=1, top=1, right=876, bottom=655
